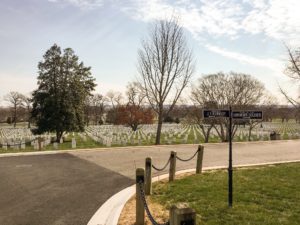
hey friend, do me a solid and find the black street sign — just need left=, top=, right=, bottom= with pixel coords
left=203, top=110, right=230, bottom=118
left=232, top=111, right=263, bottom=119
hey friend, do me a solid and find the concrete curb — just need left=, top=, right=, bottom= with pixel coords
left=87, top=159, right=300, bottom=225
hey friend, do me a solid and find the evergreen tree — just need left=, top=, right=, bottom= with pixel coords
left=31, top=44, right=96, bottom=142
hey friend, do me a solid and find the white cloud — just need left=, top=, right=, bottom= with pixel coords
left=242, top=0, right=300, bottom=43
left=48, top=0, right=104, bottom=10
left=119, top=0, right=299, bottom=79
left=205, top=43, right=284, bottom=76
left=119, top=0, right=300, bottom=49
left=121, top=0, right=300, bottom=45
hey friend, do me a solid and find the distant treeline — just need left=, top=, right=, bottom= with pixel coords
left=0, top=104, right=299, bottom=125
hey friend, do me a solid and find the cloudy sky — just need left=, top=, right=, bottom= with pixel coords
left=0, top=0, right=299, bottom=105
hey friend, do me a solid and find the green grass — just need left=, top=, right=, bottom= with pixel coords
left=151, top=163, right=300, bottom=225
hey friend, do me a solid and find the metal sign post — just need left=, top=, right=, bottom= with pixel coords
left=203, top=109, right=232, bottom=207
left=228, top=106, right=233, bottom=207
left=203, top=108, right=263, bottom=208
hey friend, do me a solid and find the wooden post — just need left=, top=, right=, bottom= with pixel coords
left=145, top=157, right=152, bottom=195
left=170, top=203, right=196, bottom=225
left=136, top=168, right=145, bottom=225
left=196, top=145, right=204, bottom=174
left=169, top=151, right=177, bottom=182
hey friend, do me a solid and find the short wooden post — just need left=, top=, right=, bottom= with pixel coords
left=170, top=203, right=196, bottom=225
left=145, top=157, right=152, bottom=195
left=136, top=168, right=145, bottom=225
left=169, top=151, right=177, bottom=182
left=196, top=145, right=204, bottom=174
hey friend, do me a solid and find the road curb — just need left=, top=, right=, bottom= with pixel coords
left=87, top=159, right=300, bottom=225
left=0, top=139, right=298, bottom=157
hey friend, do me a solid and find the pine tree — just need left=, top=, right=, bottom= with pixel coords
left=31, top=44, right=96, bottom=142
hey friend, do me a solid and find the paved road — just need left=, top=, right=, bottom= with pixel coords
left=0, top=140, right=299, bottom=225
left=0, top=154, right=133, bottom=225
left=72, top=140, right=300, bottom=178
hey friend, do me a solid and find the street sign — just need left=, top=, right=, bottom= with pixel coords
left=232, top=111, right=263, bottom=119
left=203, top=110, right=230, bottom=118
left=202, top=108, right=262, bottom=208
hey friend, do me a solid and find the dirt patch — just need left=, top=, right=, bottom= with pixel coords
left=118, top=172, right=196, bottom=225
left=118, top=194, right=169, bottom=225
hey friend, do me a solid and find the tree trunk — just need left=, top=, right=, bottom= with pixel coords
left=248, top=127, right=252, bottom=141
left=56, top=131, right=63, bottom=143
left=200, top=125, right=212, bottom=143
left=155, top=113, right=163, bottom=145
left=132, top=124, right=138, bottom=132
left=13, top=106, right=17, bottom=128
left=204, top=133, right=209, bottom=143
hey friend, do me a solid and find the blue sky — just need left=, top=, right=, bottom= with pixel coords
left=0, top=0, right=299, bottom=105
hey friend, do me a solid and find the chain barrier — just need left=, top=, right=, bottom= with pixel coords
left=138, top=181, right=169, bottom=225
left=176, top=148, right=199, bottom=162
left=152, top=158, right=171, bottom=171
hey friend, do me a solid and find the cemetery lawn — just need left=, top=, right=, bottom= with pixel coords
left=151, top=163, right=300, bottom=225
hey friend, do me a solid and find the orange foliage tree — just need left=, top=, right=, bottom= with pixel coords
left=115, top=105, right=154, bottom=131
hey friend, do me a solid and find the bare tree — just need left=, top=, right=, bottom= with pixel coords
left=84, top=96, right=93, bottom=126
left=105, top=90, right=123, bottom=124
left=191, top=72, right=265, bottom=142
left=186, top=102, right=217, bottom=143
left=137, top=17, right=194, bottom=144
left=106, top=90, right=123, bottom=109
left=20, top=94, right=32, bottom=128
left=280, top=45, right=300, bottom=106
left=126, top=82, right=146, bottom=107
left=91, top=94, right=107, bottom=124
left=84, top=94, right=107, bottom=125
left=186, top=106, right=214, bottom=143
left=4, top=91, right=25, bottom=128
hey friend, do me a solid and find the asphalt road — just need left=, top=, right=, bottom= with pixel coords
left=72, top=140, right=300, bottom=178
left=0, top=140, right=299, bottom=225
left=0, top=154, right=133, bottom=225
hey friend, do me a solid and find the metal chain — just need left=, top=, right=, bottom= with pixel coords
left=176, top=149, right=199, bottom=162
left=152, top=158, right=171, bottom=171
left=138, top=181, right=169, bottom=225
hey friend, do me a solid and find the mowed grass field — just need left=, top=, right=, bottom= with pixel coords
left=151, top=163, right=300, bottom=225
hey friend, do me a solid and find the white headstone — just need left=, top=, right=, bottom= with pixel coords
left=71, top=138, right=76, bottom=148
left=106, top=140, right=111, bottom=147
left=34, top=142, right=38, bottom=150
left=14, top=144, right=19, bottom=150
left=53, top=142, right=58, bottom=149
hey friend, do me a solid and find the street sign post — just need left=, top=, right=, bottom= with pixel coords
left=203, top=108, right=263, bottom=208
left=228, top=106, right=233, bottom=207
